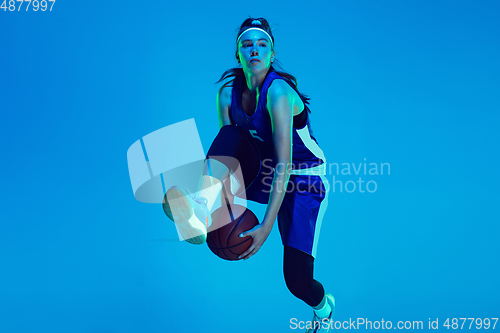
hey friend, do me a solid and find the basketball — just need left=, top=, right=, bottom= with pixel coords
left=207, top=204, right=259, bottom=261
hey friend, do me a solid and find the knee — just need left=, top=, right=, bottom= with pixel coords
left=218, top=124, right=239, bottom=137
left=284, top=270, right=309, bottom=300
left=211, top=125, right=242, bottom=153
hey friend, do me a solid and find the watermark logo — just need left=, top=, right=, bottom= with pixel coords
left=328, top=158, right=390, bottom=193
left=259, top=158, right=390, bottom=194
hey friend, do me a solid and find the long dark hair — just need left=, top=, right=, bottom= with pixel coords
left=215, top=17, right=311, bottom=108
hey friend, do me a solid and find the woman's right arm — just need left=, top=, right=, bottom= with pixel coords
left=217, top=85, right=233, bottom=129
left=216, top=85, right=234, bottom=207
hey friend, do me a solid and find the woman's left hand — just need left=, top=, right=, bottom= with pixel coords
left=238, top=223, right=273, bottom=260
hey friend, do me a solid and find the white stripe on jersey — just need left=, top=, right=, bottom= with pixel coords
left=296, top=125, right=326, bottom=161
left=292, top=125, right=327, bottom=176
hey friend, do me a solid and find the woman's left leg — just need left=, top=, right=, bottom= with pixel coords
left=278, top=175, right=334, bottom=329
left=283, top=244, right=325, bottom=307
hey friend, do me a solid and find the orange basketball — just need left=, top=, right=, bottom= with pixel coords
left=207, top=204, right=259, bottom=261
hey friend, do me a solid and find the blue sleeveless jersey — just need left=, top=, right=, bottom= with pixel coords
left=230, top=71, right=326, bottom=175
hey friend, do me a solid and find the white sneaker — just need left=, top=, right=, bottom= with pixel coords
left=305, top=293, right=335, bottom=333
left=162, top=186, right=211, bottom=245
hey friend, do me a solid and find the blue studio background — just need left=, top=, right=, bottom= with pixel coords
left=1, top=1, right=499, bottom=332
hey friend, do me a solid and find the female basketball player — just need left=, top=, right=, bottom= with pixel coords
left=163, top=17, right=334, bottom=333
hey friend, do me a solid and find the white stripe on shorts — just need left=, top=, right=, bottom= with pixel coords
left=311, top=175, right=329, bottom=258
left=290, top=163, right=326, bottom=176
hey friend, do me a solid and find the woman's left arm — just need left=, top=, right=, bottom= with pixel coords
left=239, top=80, right=295, bottom=260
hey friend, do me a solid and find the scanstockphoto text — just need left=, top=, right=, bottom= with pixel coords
left=259, top=158, right=391, bottom=194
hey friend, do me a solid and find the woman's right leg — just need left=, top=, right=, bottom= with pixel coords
left=198, top=125, right=261, bottom=207
left=163, top=125, right=260, bottom=242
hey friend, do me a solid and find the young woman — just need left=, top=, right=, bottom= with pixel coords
left=163, top=17, right=334, bottom=333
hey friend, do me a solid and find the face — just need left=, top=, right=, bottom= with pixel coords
left=236, top=29, right=275, bottom=74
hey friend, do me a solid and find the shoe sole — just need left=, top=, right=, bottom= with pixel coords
left=166, top=186, right=207, bottom=245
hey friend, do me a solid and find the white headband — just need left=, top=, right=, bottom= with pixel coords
left=236, top=27, right=274, bottom=49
